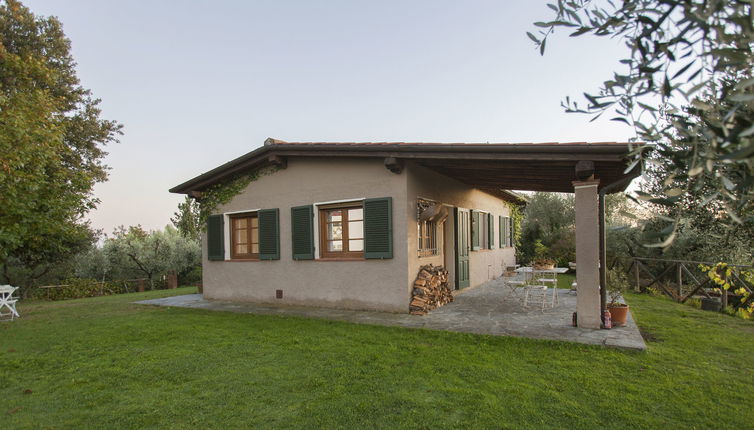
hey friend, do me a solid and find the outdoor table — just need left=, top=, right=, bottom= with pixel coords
left=515, top=267, right=569, bottom=308
left=515, top=266, right=568, bottom=282
left=515, top=267, right=569, bottom=275
left=0, top=285, right=20, bottom=320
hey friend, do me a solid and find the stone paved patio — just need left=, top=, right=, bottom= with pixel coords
left=137, top=279, right=646, bottom=350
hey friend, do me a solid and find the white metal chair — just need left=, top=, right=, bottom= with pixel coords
left=0, top=285, right=20, bottom=321
left=532, top=270, right=559, bottom=308
left=501, top=272, right=527, bottom=299
left=523, top=284, right=549, bottom=311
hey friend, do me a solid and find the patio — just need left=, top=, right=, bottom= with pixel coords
left=137, top=279, right=646, bottom=350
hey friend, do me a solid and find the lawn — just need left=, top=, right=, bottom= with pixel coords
left=1, top=287, right=753, bottom=429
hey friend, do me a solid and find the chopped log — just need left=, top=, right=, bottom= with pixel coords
left=409, top=264, right=453, bottom=315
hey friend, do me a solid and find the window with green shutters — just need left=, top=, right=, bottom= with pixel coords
left=291, top=205, right=314, bottom=260
left=364, top=197, right=392, bottom=259
left=258, top=208, right=280, bottom=260
left=207, top=214, right=225, bottom=261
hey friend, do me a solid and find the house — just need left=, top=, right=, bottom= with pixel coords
left=171, top=138, right=639, bottom=324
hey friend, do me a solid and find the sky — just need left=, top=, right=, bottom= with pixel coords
left=24, top=0, right=635, bottom=234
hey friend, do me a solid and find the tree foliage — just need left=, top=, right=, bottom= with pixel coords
left=171, top=196, right=201, bottom=241
left=76, top=226, right=201, bottom=288
left=519, top=193, right=576, bottom=266
left=520, top=192, right=644, bottom=267
left=0, top=0, right=121, bottom=277
left=531, top=0, right=754, bottom=247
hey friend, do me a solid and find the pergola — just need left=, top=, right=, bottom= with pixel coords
left=172, top=139, right=643, bottom=329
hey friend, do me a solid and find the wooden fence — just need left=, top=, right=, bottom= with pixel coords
left=628, top=257, right=754, bottom=310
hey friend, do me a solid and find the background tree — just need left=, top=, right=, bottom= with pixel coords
left=99, top=225, right=200, bottom=288
left=530, top=0, right=753, bottom=248
left=0, top=0, right=121, bottom=286
left=520, top=192, right=644, bottom=268
left=171, top=196, right=201, bottom=241
left=519, top=193, right=575, bottom=266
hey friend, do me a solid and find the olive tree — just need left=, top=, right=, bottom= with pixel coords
left=92, top=226, right=200, bottom=288
left=530, top=0, right=753, bottom=248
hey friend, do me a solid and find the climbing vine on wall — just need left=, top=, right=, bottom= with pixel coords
left=196, top=166, right=279, bottom=228
left=508, top=203, right=523, bottom=252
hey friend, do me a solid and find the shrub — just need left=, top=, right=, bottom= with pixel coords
left=32, top=278, right=123, bottom=301
left=607, top=268, right=631, bottom=306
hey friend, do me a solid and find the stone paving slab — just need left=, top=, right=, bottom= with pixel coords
left=136, top=279, right=646, bottom=351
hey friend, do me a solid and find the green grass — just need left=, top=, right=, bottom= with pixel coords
left=2, top=287, right=753, bottom=429
left=557, top=273, right=576, bottom=289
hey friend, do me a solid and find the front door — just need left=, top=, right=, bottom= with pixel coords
left=454, top=208, right=470, bottom=289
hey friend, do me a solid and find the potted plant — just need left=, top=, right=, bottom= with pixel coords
left=532, top=240, right=556, bottom=270
left=607, top=269, right=630, bottom=326
left=532, top=258, right=556, bottom=270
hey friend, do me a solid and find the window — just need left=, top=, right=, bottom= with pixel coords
left=480, top=213, right=489, bottom=249
left=418, top=220, right=439, bottom=257
left=319, top=203, right=364, bottom=258
left=501, top=216, right=512, bottom=247
left=230, top=213, right=259, bottom=259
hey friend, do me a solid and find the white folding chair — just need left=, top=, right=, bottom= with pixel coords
left=523, top=284, right=548, bottom=311
left=532, top=270, right=559, bottom=308
left=501, top=272, right=527, bottom=300
left=0, top=285, right=20, bottom=321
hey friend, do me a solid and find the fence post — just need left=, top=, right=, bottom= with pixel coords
left=167, top=271, right=178, bottom=289
left=634, top=259, right=641, bottom=292
left=677, top=263, right=683, bottom=301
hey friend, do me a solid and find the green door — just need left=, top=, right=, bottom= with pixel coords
left=454, top=208, right=470, bottom=289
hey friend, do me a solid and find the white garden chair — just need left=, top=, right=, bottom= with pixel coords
left=0, top=285, right=20, bottom=321
left=501, top=272, right=527, bottom=299
left=522, top=284, right=549, bottom=311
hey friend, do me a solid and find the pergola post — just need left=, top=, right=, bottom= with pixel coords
left=573, top=179, right=601, bottom=329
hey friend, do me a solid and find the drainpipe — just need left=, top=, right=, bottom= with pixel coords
left=598, top=193, right=607, bottom=324
left=597, top=174, right=637, bottom=323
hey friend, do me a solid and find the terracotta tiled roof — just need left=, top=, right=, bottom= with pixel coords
left=264, top=138, right=631, bottom=147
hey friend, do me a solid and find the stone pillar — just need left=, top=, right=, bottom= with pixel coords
left=573, top=179, right=601, bottom=329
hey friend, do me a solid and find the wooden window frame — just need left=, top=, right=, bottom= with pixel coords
left=319, top=202, right=364, bottom=259
left=480, top=212, right=490, bottom=250
left=229, top=212, right=259, bottom=260
left=503, top=216, right=512, bottom=248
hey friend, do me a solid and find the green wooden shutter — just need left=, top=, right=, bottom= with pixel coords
left=499, top=216, right=504, bottom=247
left=500, top=217, right=505, bottom=247
left=207, top=214, right=225, bottom=261
left=471, top=210, right=480, bottom=251
left=291, top=205, right=314, bottom=260
left=488, top=213, right=495, bottom=249
left=505, top=217, right=513, bottom=246
left=509, top=216, right=515, bottom=248
left=364, top=197, right=392, bottom=259
left=258, top=208, right=280, bottom=260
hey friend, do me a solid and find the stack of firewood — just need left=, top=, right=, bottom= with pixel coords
left=410, top=264, right=453, bottom=315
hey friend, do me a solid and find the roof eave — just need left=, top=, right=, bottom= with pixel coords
left=170, top=141, right=646, bottom=195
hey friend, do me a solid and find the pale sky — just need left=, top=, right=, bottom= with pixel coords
left=25, top=0, right=635, bottom=234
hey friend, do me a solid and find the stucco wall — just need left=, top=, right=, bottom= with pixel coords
left=202, top=157, right=409, bottom=312
left=405, top=162, right=517, bottom=293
